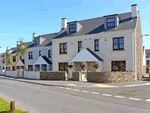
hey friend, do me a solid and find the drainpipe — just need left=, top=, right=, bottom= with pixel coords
left=130, top=29, right=136, bottom=80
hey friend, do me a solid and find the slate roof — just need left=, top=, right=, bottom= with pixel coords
left=11, top=12, right=137, bottom=51
left=26, top=12, right=137, bottom=49
left=21, top=59, right=24, bottom=64
left=42, top=55, right=52, bottom=64
left=86, top=48, right=104, bottom=61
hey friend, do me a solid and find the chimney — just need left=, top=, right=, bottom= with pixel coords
left=7, top=46, right=10, bottom=51
left=131, top=4, right=138, bottom=18
left=17, top=41, right=20, bottom=46
left=61, top=18, right=67, bottom=30
left=33, top=33, right=37, bottom=41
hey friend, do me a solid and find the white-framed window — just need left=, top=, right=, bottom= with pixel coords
left=69, top=24, right=76, bottom=33
left=35, top=38, right=40, bottom=45
left=106, top=17, right=115, bottom=28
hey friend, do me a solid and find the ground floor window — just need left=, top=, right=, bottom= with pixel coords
left=12, top=66, right=15, bottom=70
left=59, top=62, right=68, bottom=73
left=111, top=61, right=126, bottom=71
left=28, top=65, right=33, bottom=71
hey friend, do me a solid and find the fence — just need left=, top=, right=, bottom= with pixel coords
left=24, top=71, right=40, bottom=79
left=6, top=71, right=18, bottom=77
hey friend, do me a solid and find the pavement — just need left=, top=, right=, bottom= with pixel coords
left=0, top=75, right=150, bottom=88
left=1, top=77, right=150, bottom=113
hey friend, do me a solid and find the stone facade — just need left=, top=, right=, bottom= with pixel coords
left=135, top=14, right=142, bottom=80
left=72, top=71, right=79, bottom=81
left=40, top=71, right=67, bottom=80
left=87, top=71, right=135, bottom=83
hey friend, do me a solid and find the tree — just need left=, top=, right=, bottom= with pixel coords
left=3, top=52, right=10, bottom=65
left=15, top=37, right=27, bottom=57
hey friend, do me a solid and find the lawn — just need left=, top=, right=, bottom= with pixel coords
left=0, top=97, right=28, bottom=113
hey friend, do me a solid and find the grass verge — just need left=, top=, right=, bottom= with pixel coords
left=0, top=97, right=28, bottom=113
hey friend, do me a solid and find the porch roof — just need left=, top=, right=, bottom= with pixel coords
left=34, top=55, right=52, bottom=65
left=69, top=48, right=104, bottom=63
left=15, top=59, right=24, bottom=66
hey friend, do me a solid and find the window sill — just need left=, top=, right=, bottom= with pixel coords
left=28, top=59, right=33, bottom=60
left=59, top=54, right=68, bottom=55
left=112, top=50, right=126, bottom=52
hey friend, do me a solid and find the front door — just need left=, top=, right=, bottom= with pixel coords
left=59, top=62, right=68, bottom=73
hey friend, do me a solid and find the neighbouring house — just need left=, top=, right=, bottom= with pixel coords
left=24, top=33, right=53, bottom=71
left=0, top=53, right=4, bottom=69
left=10, top=41, right=33, bottom=71
left=146, top=49, right=150, bottom=68
left=51, top=4, right=144, bottom=80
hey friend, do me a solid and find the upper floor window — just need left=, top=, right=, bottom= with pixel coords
left=113, top=37, right=124, bottom=50
left=48, top=50, right=51, bottom=58
left=69, top=24, right=76, bottom=33
left=94, top=39, right=99, bottom=51
left=107, top=17, right=115, bottom=28
left=20, top=55, right=22, bottom=60
left=112, top=61, right=126, bottom=71
left=35, top=38, right=39, bottom=45
left=13, top=56, right=16, bottom=62
left=146, top=53, right=150, bottom=58
left=60, top=43, right=67, bottom=54
left=28, top=51, right=33, bottom=59
left=39, top=50, right=42, bottom=56
left=78, top=41, right=82, bottom=52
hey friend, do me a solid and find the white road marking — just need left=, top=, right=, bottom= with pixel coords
left=123, top=83, right=150, bottom=87
left=67, top=84, right=77, bottom=86
left=129, top=98, right=141, bottom=101
left=65, top=88, right=71, bottom=90
left=102, top=94, right=112, bottom=97
left=54, top=86, right=58, bottom=88
left=81, top=90, right=89, bottom=93
left=115, top=95, right=125, bottom=98
left=73, top=89, right=80, bottom=91
left=91, top=92, right=100, bottom=95
left=59, top=87, right=64, bottom=89
left=145, top=99, right=150, bottom=102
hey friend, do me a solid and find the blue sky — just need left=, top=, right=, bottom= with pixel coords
left=0, top=0, right=150, bottom=53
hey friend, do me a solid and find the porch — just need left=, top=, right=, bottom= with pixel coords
left=33, top=55, right=52, bottom=71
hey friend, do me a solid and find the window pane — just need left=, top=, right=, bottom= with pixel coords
left=113, top=39, right=118, bottom=44
left=96, top=46, right=99, bottom=50
left=65, top=63, right=68, bottom=71
left=107, top=18, right=115, bottom=22
left=78, top=42, right=82, bottom=47
left=95, top=40, right=99, bottom=45
left=61, top=49, right=63, bottom=53
left=119, top=61, right=126, bottom=71
left=108, top=23, right=115, bottom=27
left=65, top=49, right=67, bottom=52
left=69, top=24, right=75, bottom=28
left=119, top=44, right=124, bottom=48
left=64, top=44, right=67, bottom=48
left=70, top=28, right=76, bottom=32
left=119, top=38, right=124, bottom=43
left=114, top=44, right=118, bottom=49
left=60, top=44, right=63, bottom=48
left=112, top=61, right=118, bottom=70
left=79, top=47, right=82, bottom=51
left=59, top=64, right=64, bottom=71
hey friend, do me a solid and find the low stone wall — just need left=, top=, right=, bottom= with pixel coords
left=40, top=71, right=67, bottom=80
left=87, top=71, right=135, bottom=83
left=72, top=71, right=79, bottom=81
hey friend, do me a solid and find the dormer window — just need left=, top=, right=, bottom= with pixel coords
left=69, top=24, right=76, bottom=33
left=106, top=17, right=115, bottom=28
left=35, top=38, right=39, bottom=45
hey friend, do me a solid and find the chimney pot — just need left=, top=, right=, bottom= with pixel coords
left=61, top=18, right=67, bottom=30
left=131, top=4, right=138, bottom=18
left=33, top=33, right=37, bottom=41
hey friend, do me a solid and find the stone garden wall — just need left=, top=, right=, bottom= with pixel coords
left=40, top=71, right=67, bottom=80
left=72, top=71, right=80, bottom=81
left=87, top=71, right=135, bottom=83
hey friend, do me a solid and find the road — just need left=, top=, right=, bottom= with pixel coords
left=0, top=78, right=150, bottom=113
